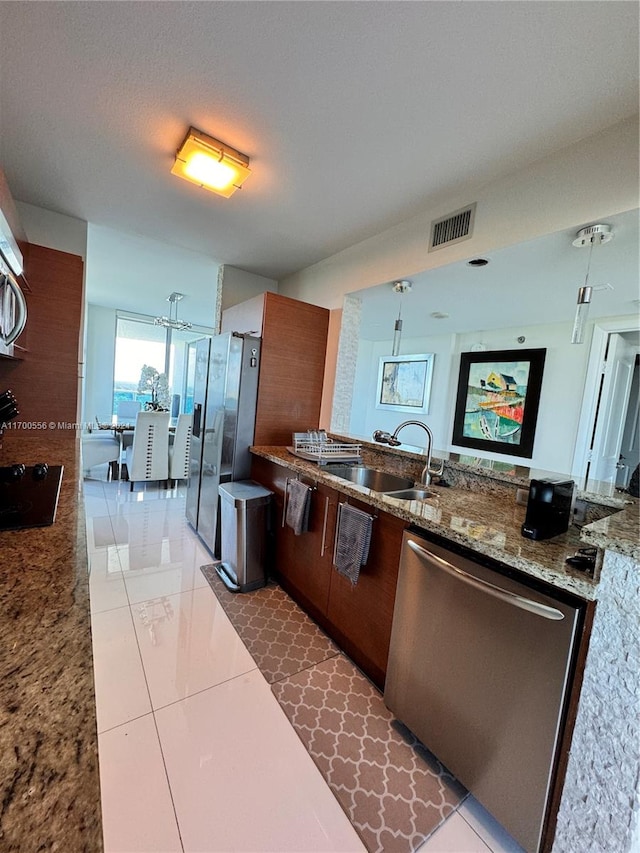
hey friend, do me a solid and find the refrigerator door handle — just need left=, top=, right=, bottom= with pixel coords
left=193, top=403, right=202, bottom=438
left=407, top=539, right=565, bottom=621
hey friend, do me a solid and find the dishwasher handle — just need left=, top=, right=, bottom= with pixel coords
left=407, top=538, right=565, bottom=621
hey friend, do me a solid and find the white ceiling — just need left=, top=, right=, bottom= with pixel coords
left=0, top=1, right=638, bottom=291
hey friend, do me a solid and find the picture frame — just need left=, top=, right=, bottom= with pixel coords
left=451, top=348, right=546, bottom=458
left=376, top=353, right=434, bottom=414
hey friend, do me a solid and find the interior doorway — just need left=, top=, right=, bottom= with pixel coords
left=616, top=352, right=639, bottom=488
left=573, top=320, right=640, bottom=491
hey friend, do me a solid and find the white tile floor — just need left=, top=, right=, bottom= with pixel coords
left=85, top=469, right=524, bottom=853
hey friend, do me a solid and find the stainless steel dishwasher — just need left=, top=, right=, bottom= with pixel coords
left=384, top=528, right=585, bottom=853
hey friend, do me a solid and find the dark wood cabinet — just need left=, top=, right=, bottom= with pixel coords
left=0, top=244, right=83, bottom=428
left=222, top=292, right=329, bottom=447
left=251, top=455, right=407, bottom=688
left=251, top=456, right=335, bottom=622
left=283, top=480, right=337, bottom=622
left=0, top=170, right=84, bottom=429
left=325, top=495, right=407, bottom=688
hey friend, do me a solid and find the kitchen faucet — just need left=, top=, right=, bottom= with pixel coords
left=373, top=420, right=437, bottom=486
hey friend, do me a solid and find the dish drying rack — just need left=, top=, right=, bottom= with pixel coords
left=288, top=431, right=362, bottom=465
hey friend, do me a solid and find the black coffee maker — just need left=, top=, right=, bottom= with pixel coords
left=521, top=478, right=575, bottom=540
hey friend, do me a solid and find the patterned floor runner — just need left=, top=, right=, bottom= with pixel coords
left=200, top=565, right=466, bottom=853
left=199, top=565, right=339, bottom=681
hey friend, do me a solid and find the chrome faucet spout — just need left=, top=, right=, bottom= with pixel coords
left=387, top=420, right=434, bottom=486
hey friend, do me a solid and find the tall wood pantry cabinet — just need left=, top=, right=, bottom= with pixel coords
left=221, top=292, right=329, bottom=445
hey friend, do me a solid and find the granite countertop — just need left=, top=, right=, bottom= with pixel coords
left=251, top=445, right=638, bottom=601
left=0, top=432, right=102, bottom=851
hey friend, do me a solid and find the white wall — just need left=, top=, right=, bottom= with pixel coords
left=220, top=265, right=277, bottom=312
left=279, top=117, right=638, bottom=309
left=83, top=304, right=117, bottom=424
left=350, top=319, right=595, bottom=474
left=86, top=223, right=220, bottom=326
left=81, top=223, right=222, bottom=424
left=349, top=332, right=454, bottom=451
left=278, top=116, right=638, bottom=471
left=16, top=201, right=88, bottom=258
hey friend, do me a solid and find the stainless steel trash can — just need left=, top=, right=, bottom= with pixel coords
left=216, top=480, right=272, bottom=592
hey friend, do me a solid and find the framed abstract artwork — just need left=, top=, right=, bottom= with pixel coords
left=451, top=348, right=546, bottom=457
left=376, top=353, right=434, bottom=414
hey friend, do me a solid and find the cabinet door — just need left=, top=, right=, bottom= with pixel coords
left=250, top=457, right=336, bottom=622
left=253, top=293, right=329, bottom=446
left=250, top=455, right=292, bottom=572
left=326, top=497, right=407, bottom=689
left=283, top=481, right=336, bottom=621
left=251, top=457, right=408, bottom=689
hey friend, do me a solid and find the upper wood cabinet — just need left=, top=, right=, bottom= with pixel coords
left=0, top=245, right=84, bottom=427
left=224, top=292, right=329, bottom=447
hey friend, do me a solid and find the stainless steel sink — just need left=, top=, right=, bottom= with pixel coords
left=382, top=487, right=438, bottom=501
left=325, top=465, right=413, bottom=493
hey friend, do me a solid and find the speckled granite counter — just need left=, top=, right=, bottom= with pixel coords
left=251, top=445, right=637, bottom=600
left=0, top=432, right=102, bottom=851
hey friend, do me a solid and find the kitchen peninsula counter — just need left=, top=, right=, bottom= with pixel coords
left=0, top=432, right=102, bottom=851
left=251, top=445, right=640, bottom=851
left=250, top=445, right=637, bottom=601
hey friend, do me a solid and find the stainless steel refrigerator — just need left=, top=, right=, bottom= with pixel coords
left=185, top=332, right=261, bottom=556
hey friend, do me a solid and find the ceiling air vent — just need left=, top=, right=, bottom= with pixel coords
left=429, top=202, right=477, bottom=252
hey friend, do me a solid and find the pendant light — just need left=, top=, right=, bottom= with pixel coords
left=571, top=224, right=613, bottom=344
left=391, top=281, right=411, bottom=356
left=154, top=292, right=193, bottom=331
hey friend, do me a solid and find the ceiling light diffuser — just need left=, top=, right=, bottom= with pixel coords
left=171, top=127, right=251, bottom=198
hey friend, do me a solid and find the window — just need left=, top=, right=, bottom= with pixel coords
left=113, top=314, right=211, bottom=418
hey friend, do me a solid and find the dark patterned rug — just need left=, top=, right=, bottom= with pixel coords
left=200, top=564, right=466, bottom=853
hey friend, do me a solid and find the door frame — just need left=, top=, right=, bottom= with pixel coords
left=572, top=316, right=640, bottom=481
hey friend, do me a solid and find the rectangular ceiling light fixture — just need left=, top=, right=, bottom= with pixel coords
left=171, top=126, right=251, bottom=198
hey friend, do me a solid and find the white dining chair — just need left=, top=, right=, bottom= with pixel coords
left=124, top=411, right=170, bottom=491
left=82, top=433, right=121, bottom=480
left=116, top=400, right=141, bottom=456
left=169, top=413, right=193, bottom=488
left=168, top=413, right=193, bottom=488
